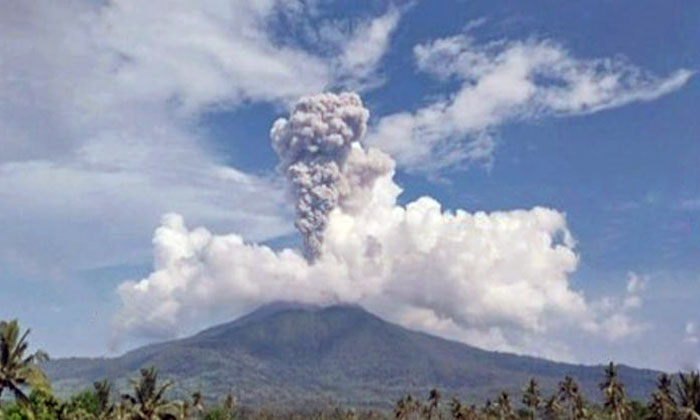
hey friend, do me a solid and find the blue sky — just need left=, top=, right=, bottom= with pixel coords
left=1, top=0, right=699, bottom=371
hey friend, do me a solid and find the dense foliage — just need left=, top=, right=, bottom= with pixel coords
left=2, top=320, right=699, bottom=420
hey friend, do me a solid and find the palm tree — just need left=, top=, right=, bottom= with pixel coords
left=223, top=393, right=236, bottom=419
left=450, top=398, right=464, bottom=420
left=572, top=394, right=588, bottom=420
left=115, top=398, right=133, bottom=420
left=425, top=389, right=442, bottom=420
left=648, top=373, right=676, bottom=420
left=600, top=362, right=629, bottom=420
left=450, top=398, right=478, bottom=420
left=677, top=371, right=700, bottom=420
left=176, top=391, right=204, bottom=420
left=395, top=394, right=419, bottom=420
left=0, top=319, right=49, bottom=405
left=558, top=376, right=577, bottom=420
left=558, top=376, right=587, bottom=420
left=523, top=378, right=542, bottom=420
left=121, top=367, right=176, bottom=420
left=544, top=395, right=562, bottom=420
left=93, top=379, right=114, bottom=419
left=496, top=391, right=514, bottom=420
left=482, top=399, right=498, bottom=419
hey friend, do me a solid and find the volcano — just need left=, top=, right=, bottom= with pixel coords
left=45, top=303, right=660, bottom=409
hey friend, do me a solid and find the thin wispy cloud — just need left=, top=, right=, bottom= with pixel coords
left=367, top=34, right=693, bottom=172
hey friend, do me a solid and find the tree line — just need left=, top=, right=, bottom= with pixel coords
left=1, top=320, right=699, bottom=420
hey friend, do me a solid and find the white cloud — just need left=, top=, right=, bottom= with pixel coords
left=114, top=93, right=647, bottom=360
left=334, top=8, right=402, bottom=89
left=95, top=0, right=332, bottom=111
left=114, top=190, right=594, bottom=356
left=367, top=34, right=694, bottom=171
left=0, top=0, right=401, bottom=275
left=576, top=271, right=649, bottom=341
left=0, top=146, right=292, bottom=274
left=623, top=271, right=648, bottom=309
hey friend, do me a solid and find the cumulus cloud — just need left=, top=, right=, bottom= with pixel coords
left=367, top=34, right=694, bottom=171
left=0, top=0, right=401, bottom=274
left=114, top=92, right=645, bottom=359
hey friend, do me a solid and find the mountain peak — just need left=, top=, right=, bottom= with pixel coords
left=246, top=300, right=322, bottom=319
left=192, top=301, right=378, bottom=342
left=191, top=301, right=316, bottom=340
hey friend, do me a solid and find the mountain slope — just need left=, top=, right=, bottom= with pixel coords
left=44, top=303, right=661, bottom=409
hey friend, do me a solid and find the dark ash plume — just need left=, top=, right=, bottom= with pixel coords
left=270, top=92, right=391, bottom=259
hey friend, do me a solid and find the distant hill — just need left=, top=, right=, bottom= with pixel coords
left=44, top=303, right=661, bottom=409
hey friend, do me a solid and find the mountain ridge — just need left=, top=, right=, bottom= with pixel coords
left=44, top=302, right=661, bottom=409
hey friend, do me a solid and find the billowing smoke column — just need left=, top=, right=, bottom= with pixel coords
left=271, top=92, right=392, bottom=259
left=114, top=91, right=645, bottom=359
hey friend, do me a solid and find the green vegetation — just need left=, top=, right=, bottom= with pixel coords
left=42, top=305, right=663, bottom=407
left=3, top=317, right=700, bottom=420
left=384, top=369, right=699, bottom=420
left=0, top=320, right=50, bottom=405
